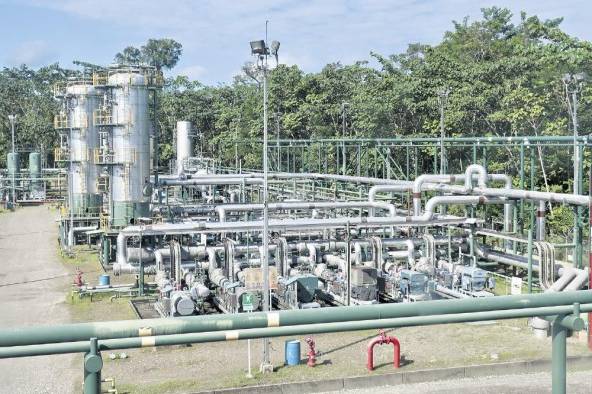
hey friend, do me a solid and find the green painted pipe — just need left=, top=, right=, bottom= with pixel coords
left=83, top=338, right=101, bottom=394
left=527, top=228, right=534, bottom=293
left=0, top=304, right=590, bottom=359
left=2, top=291, right=592, bottom=348
left=552, top=318, right=567, bottom=394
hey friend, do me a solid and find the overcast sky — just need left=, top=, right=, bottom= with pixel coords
left=0, top=0, right=589, bottom=85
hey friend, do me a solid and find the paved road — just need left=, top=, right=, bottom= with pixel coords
left=0, top=206, right=76, bottom=394
left=320, top=370, right=592, bottom=394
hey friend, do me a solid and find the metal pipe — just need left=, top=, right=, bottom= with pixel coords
left=1, top=291, right=591, bottom=347
left=474, top=187, right=590, bottom=207
left=1, top=303, right=591, bottom=359
left=475, top=243, right=540, bottom=271
left=537, top=200, right=546, bottom=241
left=67, top=226, right=97, bottom=248
left=216, top=201, right=397, bottom=222
left=552, top=317, right=567, bottom=394
left=563, top=268, right=589, bottom=292
left=160, top=172, right=413, bottom=186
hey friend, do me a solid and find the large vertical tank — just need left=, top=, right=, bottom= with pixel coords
left=65, top=83, right=102, bottom=214
left=109, top=70, right=151, bottom=226
left=7, top=152, right=19, bottom=178
left=176, top=121, right=192, bottom=175
left=28, top=152, right=42, bottom=196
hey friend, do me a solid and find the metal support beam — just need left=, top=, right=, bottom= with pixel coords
left=83, top=337, right=102, bottom=394
left=551, top=318, right=567, bottom=394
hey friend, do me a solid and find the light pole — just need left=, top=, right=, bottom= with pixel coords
left=274, top=112, right=281, bottom=171
left=341, top=102, right=349, bottom=175
left=8, top=115, right=16, bottom=204
left=562, top=73, right=585, bottom=195
left=562, top=73, right=585, bottom=269
left=250, top=24, right=279, bottom=373
left=437, top=88, right=450, bottom=175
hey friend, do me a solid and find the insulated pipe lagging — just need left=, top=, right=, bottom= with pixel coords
left=537, top=200, right=546, bottom=241
left=117, top=214, right=474, bottom=238
left=547, top=269, right=577, bottom=292
left=475, top=243, right=540, bottom=272
left=216, top=201, right=398, bottom=222
left=422, top=196, right=506, bottom=220
left=564, top=268, right=590, bottom=292
left=161, top=178, right=264, bottom=186
left=160, top=172, right=414, bottom=186
left=412, top=175, right=458, bottom=215
left=67, top=226, right=97, bottom=247
left=464, top=164, right=488, bottom=191
left=474, top=187, right=591, bottom=207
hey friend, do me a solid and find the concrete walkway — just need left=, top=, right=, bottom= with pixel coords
left=0, top=206, right=76, bottom=394
left=320, top=370, right=592, bottom=393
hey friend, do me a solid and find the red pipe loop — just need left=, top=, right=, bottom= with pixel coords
left=367, top=330, right=400, bottom=371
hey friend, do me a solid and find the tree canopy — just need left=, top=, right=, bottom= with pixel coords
left=114, top=38, right=183, bottom=70
left=1, top=8, right=591, bottom=175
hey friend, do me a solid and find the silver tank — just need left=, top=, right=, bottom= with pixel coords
left=28, top=152, right=43, bottom=196
left=176, top=121, right=192, bottom=175
left=65, top=83, right=102, bottom=214
left=108, top=71, right=151, bottom=226
left=7, top=152, right=19, bottom=177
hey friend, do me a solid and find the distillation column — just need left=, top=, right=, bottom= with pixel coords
left=109, top=70, right=152, bottom=226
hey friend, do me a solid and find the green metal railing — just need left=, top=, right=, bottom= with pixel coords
left=0, top=291, right=591, bottom=394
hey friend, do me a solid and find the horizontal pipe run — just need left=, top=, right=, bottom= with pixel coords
left=159, top=172, right=414, bottom=187
left=118, top=216, right=472, bottom=238
left=1, top=291, right=591, bottom=347
left=1, top=304, right=590, bottom=359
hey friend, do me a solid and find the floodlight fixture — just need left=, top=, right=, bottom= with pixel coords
left=250, top=40, right=268, bottom=55
left=270, top=41, right=280, bottom=56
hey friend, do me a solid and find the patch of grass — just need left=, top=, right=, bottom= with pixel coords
left=58, top=245, right=137, bottom=322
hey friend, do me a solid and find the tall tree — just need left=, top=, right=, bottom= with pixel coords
left=140, top=39, right=183, bottom=70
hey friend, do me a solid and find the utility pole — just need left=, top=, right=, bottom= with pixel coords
left=8, top=115, right=16, bottom=205
left=437, top=88, right=450, bottom=175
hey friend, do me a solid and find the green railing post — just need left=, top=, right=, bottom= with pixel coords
left=551, top=317, right=567, bottom=394
left=519, top=143, right=525, bottom=237
left=83, top=337, right=102, bottom=394
left=527, top=228, right=533, bottom=293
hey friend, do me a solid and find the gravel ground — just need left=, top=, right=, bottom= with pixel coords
left=0, top=206, right=77, bottom=394
left=319, top=370, right=592, bottom=393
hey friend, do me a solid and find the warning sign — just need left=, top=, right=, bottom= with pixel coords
left=511, top=277, right=522, bottom=295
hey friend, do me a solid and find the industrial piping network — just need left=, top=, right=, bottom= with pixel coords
left=87, top=160, right=592, bottom=331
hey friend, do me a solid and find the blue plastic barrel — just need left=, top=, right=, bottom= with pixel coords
left=99, top=274, right=111, bottom=286
left=285, top=339, right=301, bottom=366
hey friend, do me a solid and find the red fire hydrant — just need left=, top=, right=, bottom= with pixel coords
left=305, top=337, right=317, bottom=367
left=73, top=269, right=84, bottom=287
left=367, top=329, right=400, bottom=371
